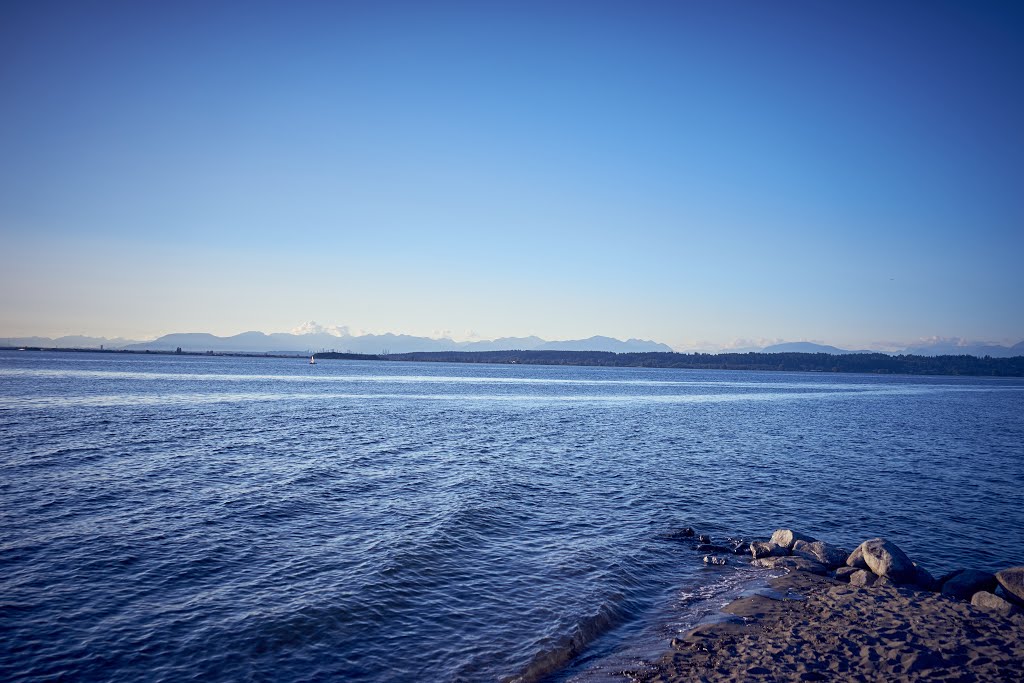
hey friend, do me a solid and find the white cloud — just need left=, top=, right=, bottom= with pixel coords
left=721, top=337, right=783, bottom=350
left=291, top=321, right=326, bottom=335
left=290, top=321, right=350, bottom=337
left=910, top=336, right=966, bottom=348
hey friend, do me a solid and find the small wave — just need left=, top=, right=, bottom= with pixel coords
left=0, top=387, right=942, bottom=411
left=554, top=564, right=774, bottom=683
left=503, top=600, right=631, bottom=683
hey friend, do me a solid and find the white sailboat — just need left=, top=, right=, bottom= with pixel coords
left=309, top=355, right=316, bottom=365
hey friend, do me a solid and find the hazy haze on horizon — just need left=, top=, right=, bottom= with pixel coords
left=2, top=1, right=1022, bottom=350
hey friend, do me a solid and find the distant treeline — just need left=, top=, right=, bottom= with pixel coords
left=312, top=352, right=383, bottom=361
left=314, top=350, right=1024, bottom=376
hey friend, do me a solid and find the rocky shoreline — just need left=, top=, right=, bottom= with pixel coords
left=640, top=528, right=1024, bottom=681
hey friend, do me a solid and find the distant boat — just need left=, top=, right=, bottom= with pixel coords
left=309, top=355, right=316, bottom=365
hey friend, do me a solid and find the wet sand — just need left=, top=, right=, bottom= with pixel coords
left=647, top=571, right=1023, bottom=682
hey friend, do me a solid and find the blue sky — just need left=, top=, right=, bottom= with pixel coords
left=1, top=1, right=1022, bottom=350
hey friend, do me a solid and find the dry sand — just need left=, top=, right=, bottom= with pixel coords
left=645, top=571, right=1023, bottom=682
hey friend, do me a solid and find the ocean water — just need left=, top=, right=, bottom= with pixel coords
left=2, top=351, right=1023, bottom=682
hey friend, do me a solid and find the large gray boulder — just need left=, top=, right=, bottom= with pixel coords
left=913, top=564, right=938, bottom=591
left=937, top=569, right=964, bottom=586
left=941, top=569, right=997, bottom=601
left=995, top=567, right=1024, bottom=606
left=846, top=545, right=869, bottom=569
left=971, top=591, right=1021, bottom=617
left=751, top=556, right=828, bottom=575
left=769, top=529, right=816, bottom=550
left=749, top=541, right=788, bottom=559
left=857, top=538, right=917, bottom=584
left=792, top=540, right=849, bottom=570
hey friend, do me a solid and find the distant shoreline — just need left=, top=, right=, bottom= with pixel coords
left=322, top=349, right=1024, bottom=377
left=3, top=346, right=1023, bottom=377
left=0, top=346, right=307, bottom=360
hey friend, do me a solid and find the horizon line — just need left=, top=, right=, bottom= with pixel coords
left=2, top=327, right=1023, bottom=355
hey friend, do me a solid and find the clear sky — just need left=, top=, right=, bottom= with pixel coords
left=2, top=1, right=1022, bottom=350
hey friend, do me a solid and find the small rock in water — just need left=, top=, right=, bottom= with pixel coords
left=666, top=527, right=696, bottom=541
left=730, top=541, right=751, bottom=556
left=834, top=566, right=859, bottom=582
left=994, top=566, right=1024, bottom=606
left=857, top=538, right=917, bottom=584
left=751, top=556, right=828, bottom=575
left=750, top=541, right=788, bottom=559
left=849, top=569, right=877, bottom=587
left=941, top=569, right=997, bottom=601
left=696, top=543, right=733, bottom=553
left=971, top=590, right=1021, bottom=616
left=703, top=555, right=728, bottom=566
left=769, top=529, right=815, bottom=550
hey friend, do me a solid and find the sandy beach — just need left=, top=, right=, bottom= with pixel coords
left=647, top=568, right=1023, bottom=682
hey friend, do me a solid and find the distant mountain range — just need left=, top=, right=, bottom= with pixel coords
left=759, top=340, right=1024, bottom=358
left=760, top=342, right=875, bottom=354
left=0, top=331, right=673, bottom=355
left=2, top=332, right=1022, bottom=357
left=0, top=335, right=142, bottom=349
left=900, top=339, right=1024, bottom=358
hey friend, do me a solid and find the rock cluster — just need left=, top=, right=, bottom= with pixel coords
left=745, top=530, right=849, bottom=574
left=668, top=526, right=1024, bottom=682
left=743, top=528, right=1024, bottom=618
left=679, top=530, right=751, bottom=566
left=679, top=525, right=1024, bottom=619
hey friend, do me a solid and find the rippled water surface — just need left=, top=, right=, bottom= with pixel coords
left=2, top=351, right=1023, bottom=682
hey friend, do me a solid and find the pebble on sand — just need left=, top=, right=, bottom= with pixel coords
left=971, top=590, right=1021, bottom=616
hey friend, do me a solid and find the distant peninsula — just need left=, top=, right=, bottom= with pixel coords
left=317, top=350, right=1024, bottom=377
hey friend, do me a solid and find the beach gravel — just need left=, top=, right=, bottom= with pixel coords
left=651, top=572, right=1024, bottom=682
